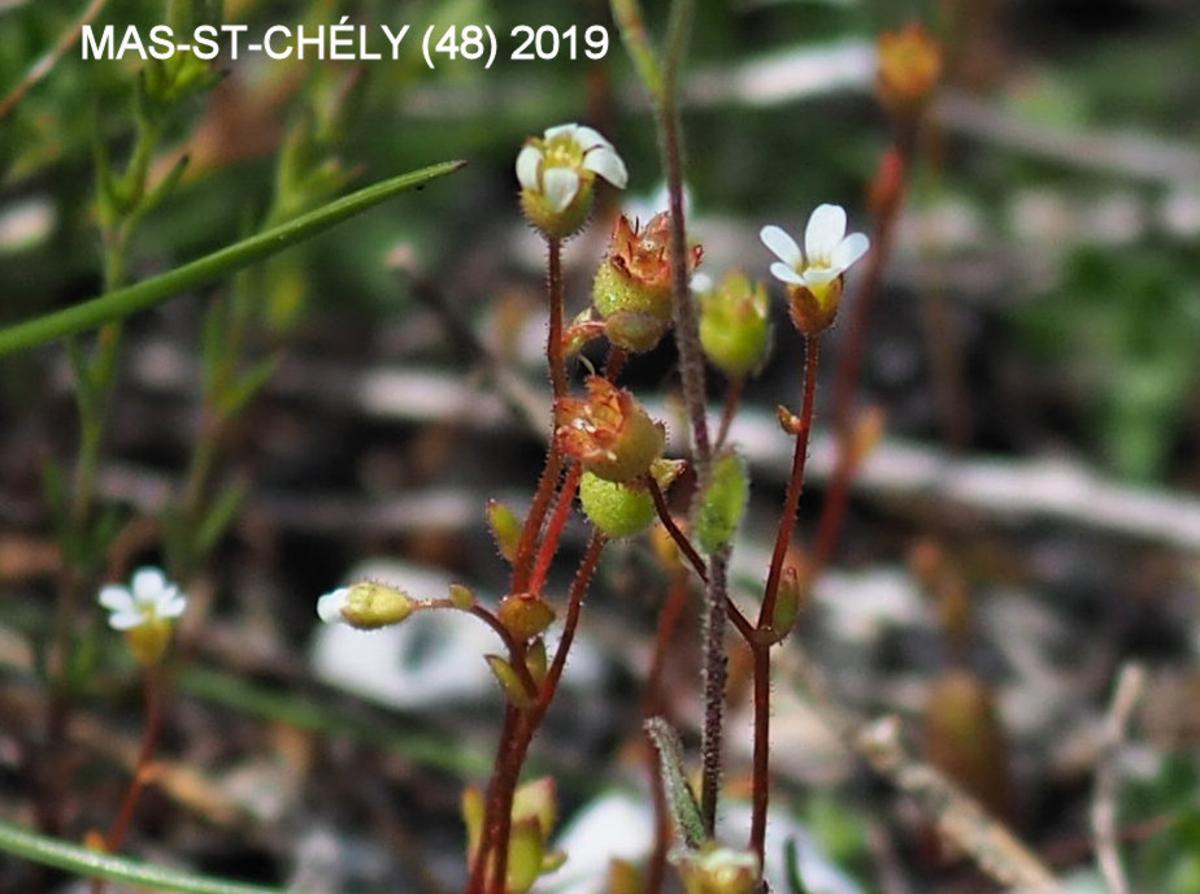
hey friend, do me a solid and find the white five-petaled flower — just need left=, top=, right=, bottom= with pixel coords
left=760, top=204, right=870, bottom=295
left=516, top=123, right=628, bottom=214
left=98, top=566, right=186, bottom=632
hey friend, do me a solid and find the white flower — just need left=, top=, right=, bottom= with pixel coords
left=98, top=566, right=186, bottom=632
left=317, top=587, right=351, bottom=624
left=516, top=123, right=628, bottom=214
left=760, top=204, right=870, bottom=292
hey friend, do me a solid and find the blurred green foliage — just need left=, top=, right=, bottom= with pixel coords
left=1125, top=755, right=1200, bottom=894
left=1018, top=243, right=1200, bottom=482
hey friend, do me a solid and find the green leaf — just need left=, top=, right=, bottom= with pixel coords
left=695, top=451, right=749, bottom=554
left=0, top=818, right=336, bottom=894
left=644, top=716, right=706, bottom=850
left=0, top=160, right=465, bottom=357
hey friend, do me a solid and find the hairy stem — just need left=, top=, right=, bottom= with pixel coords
left=546, top=237, right=568, bottom=400
left=715, top=377, right=743, bottom=452
left=748, top=644, right=771, bottom=863
left=646, top=477, right=707, bottom=584
left=759, top=336, right=820, bottom=628
left=487, top=535, right=606, bottom=894
left=528, top=464, right=583, bottom=594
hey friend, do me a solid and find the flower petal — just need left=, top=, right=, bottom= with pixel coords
left=805, top=204, right=847, bottom=262
left=801, top=266, right=839, bottom=288
left=159, top=593, right=188, bottom=619
left=760, top=226, right=802, bottom=268
left=541, top=167, right=581, bottom=213
left=131, top=567, right=167, bottom=603
left=831, top=232, right=870, bottom=274
left=583, top=146, right=628, bottom=189
left=317, top=588, right=350, bottom=624
left=109, top=609, right=145, bottom=631
left=690, top=272, right=714, bottom=294
left=543, top=123, right=579, bottom=141
left=98, top=585, right=134, bottom=614
left=572, top=125, right=612, bottom=152
left=769, top=261, right=805, bottom=285
left=515, top=145, right=542, bottom=191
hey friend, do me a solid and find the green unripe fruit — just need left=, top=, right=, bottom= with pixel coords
left=593, top=258, right=672, bottom=353
left=579, top=472, right=656, bottom=538
left=695, top=452, right=749, bottom=554
left=699, top=271, right=771, bottom=379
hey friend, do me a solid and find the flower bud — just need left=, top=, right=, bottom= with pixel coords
left=487, top=499, right=523, bottom=564
left=557, top=377, right=666, bottom=483
left=486, top=655, right=536, bottom=709
left=506, top=818, right=547, bottom=894
left=675, top=846, right=760, bottom=894
left=877, top=23, right=942, bottom=118
left=317, top=581, right=414, bottom=630
left=498, top=593, right=556, bottom=641
left=517, top=123, right=627, bottom=239
left=526, top=637, right=548, bottom=686
left=449, top=583, right=476, bottom=610
left=512, top=776, right=557, bottom=839
left=764, top=566, right=807, bottom=644
left=593, top=213, right=702, bottom=353
left=463, top=777, right=563, bottom=894
left=699, top=271, right=771, bottom=379
left=695, top=452, right=749, bottom=554
left=462, top=785, right=486, bottom=859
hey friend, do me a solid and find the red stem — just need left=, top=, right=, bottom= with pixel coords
left=547, top=237, right=568, bottom=401
left=715, top=377, right=744, bottom=452
left=467, top=706, right=518, bottom=894
left=528, top=464, right=583, bottom=594
left=758, top=335, right=820, bottom=628
left=91, top=669, right=163, bottom=894
left=510, top=450, right=564, bottom=594
left=645, top=477, right=756, bottom=643
left=748, top=644, right=770, bottom=864
left=486, top=535, right=606, bottom=894
left=646, top=477, right=707, bottom=584
left=747, top=334, right=821, bottom=865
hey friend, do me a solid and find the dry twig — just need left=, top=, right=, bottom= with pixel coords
left=778, top=649, right=1065, bottom=893
left=1090, top=664, right=1147, bottom=894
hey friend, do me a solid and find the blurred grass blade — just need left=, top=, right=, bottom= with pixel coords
left=0, top=160, right=465, bottom=357
left=0, top=818, right=338, bottom=894
left=611, top=0, right=663, bottom=100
